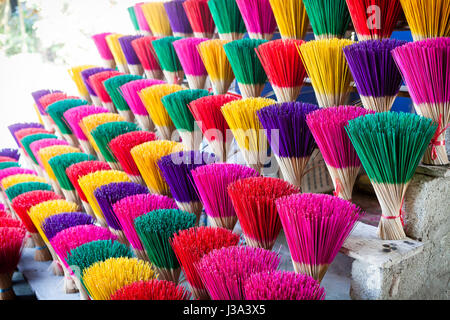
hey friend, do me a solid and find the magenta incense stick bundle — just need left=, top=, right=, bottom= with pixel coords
left=236, top=0, right=276, bottom=40
left=92, top=33, right=116, bottom=69
left=306, top=106, right=374, bottom=201
left=173, top=37, right=208, bottom=89
left=276, top=193, right=363, bottom=282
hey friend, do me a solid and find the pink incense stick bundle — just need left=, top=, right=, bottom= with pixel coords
left=89, top=70, right=124, bottom=112
left=135, top=3, right=152, bottom=35
left=119, top=79, right=166, bottom=131
left=228, top=176, right=299, bottom=250
left=256, top=39, right=307, bottom=102
left=236, top=0, right=276, bottom=40
left=112, top=194, right=177, bottom=261
left=15, top=128, right=51, bottom=150
left=191, top=163, right=259, bottom=230
left=276, top=193, right=363, bottom=282
left=92, top=33, right=116, bottom=69
left=196, top=246, right=280, bottom=300
left=131, top=36, right=164, bottom=80
left=171, top=226, right=240, bottom=300
left=392, top=38, right=450, bottom=166
left=173, top=37, right=209, bottom=90
left=183, top=0, right=216, bottom=38
left=244, top=271, right=326, bottom=300
left=306, top=106, right=374, bottom=201
left=63, top=105, right=110, bottom=155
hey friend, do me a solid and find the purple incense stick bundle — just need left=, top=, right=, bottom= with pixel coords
left=257, top=102, right=319, bottom=189
left=0, top=149, right=20, bottom=162
left=63, top=105, right=110, bottom=156
left=119, top=79, right=166, bottom=131
left=196, top=246, right=280, bottom=300
left=191, top=163, right=259, bottom=230
left=113, top=194, right=177, bottom=261
left=344, top=39, right=406, bottom=113
left=173, top=37, right=209, bottom=89
left=158, top=151, right=217, bottom=222
left=94, top=182, right=149, bottom=244
left=81, top=68, right=113, bottom=105
left=119, top=35, right=145, bottom=76
left=392, top=38, right=450, bottom=166
left=8, top=123, right=44, bottom=147
left=276, top=193, right=363, bottom=282
left=236, top=0, right=276, bottom=40
left=244, top=271, right=326, bottom=300
left=306, top=106, right=374, bottom=200
left=164, top=0, right=194, bottom=38
left=42, top=212, right=95, bottom=242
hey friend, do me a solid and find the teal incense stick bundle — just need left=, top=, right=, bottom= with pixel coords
left=345, top=112, right=437, bottom=240
left=208, top=0, right=246, bottom=41
left=5, top=181, right=52, bottom=202
left=152, top=37, right=184, bottom=85
left=223, top=38, right=268, bottom=98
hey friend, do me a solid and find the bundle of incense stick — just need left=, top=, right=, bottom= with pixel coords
left=256, top=39, right=307, bottom=102
left=66, top=240, right=133, bottom=300
left=152, top=37, right=185, bottom=85
left=105, top=34, right=130, bottom=74
left=46, top=99, right=89, bottom=146
left=80, top=68, right=112, bottom=105
left=344, top=39, right=406, bottom=113
left=171, top=226, right=239, bottom=299
left=303, top=0, right=351, bottom=39
left=221, top=97, right=276, bottom=172
left=197, top=40, right=235, bottom=95
left=66, top=161, right=111, bottom=217
left=42, top=212, right=95, bottom=244
left=346, top=0, right=402, bottom=41
left=109, top=131, right=158, bottom=185
left=118, top=35, right=144, bottom=76
left=111, top=279, right=191, bottom=300
left=299, top=39, right=355, bottom=108
left=131, top=36, right=164, bottom=80
left=104, top=74, right=143, bottom=122
left=5, top=181, right=52, bottom=203
left=131, top=140, right=184, bottom=195
left=80, top=113, right=125, bottom=161
left=0, top=149, right=20, bottom=161
left=0, top=156, right=17, bottom=163
left=30, top=139, right=69, bottom=171
left=0, top=227, right=26, bottom=300
left=183, top=0, right=216, bottom=38
left=0, top=168, right=37, bottom=189
left=39, top=92, right=76, bottom=132
left=276, top=193, right=362, bottom=282
left=185, top=95, right=242, bottom=160
left=127, top=6, right=140, bottom=33
left=236, top=0, right=276, bottom=40
left=49, top=153, right=96, bottom=205
left=11, top=190, right=61, bottom=261
left=191, top=163, right=259, bottom=230
left=94, top=182, right=149, bottom=243
left=196, top=246, right=280, bottom=300
left=92, top=33, right=116, bottom=69
left=1, top=174, right=46, bottom=192
left=120, top=79, right=165, bottom=131
left=113, top=194, right=177, bottom=261
left=223, top=39, right=268, bottom=98
left=82, top=257, right=156, bottom=300
left=158, top=151, right=217, bottom=222
left=244, top=271, right=326, bottom=300
left=28, top=199, right=79, bottom=276
left=38, top=145, right=81, bottom=195
left=16, top=128, right=51, bottom=153
left=164, top=0, right=193, bottom=37
left=7, top=122, right=44, bottom=147
left=31, top=90, right=61, bottom=125
left=139, top=84, right=185, bottom=140
left=68, top=65, right=96, bottom=102
left=0, top=162, right=19, bottom=170
left=77, top=170, right=131, bottom=226
left=134, top=3, right=152, bottom=35
left=392, top=38, right=450, bottom=165
left=346, top=112, right=437, bottom=240
left=399, top=0, right=450, bottom=41
left=173, top=38, right=208, bottom=90
left=88, top=70, right=123, bottom=112
left=21, top=133, right=57, bottom=174
left=141, top=2, right=173, bottom=37
left=161, top=89, right=210, bottom=149
left=63, top=105, right=110, bottom=155
left=208, top=0, right=246, bottom=40
left=307, top=106, right=374, bottom=201
left=135, top=209, right=196, bottom=283
left=91, top=121, right=141, bottom=170
left=228, top=176, right=299, bottom=249
left=269, top=0, right=309, bottom=40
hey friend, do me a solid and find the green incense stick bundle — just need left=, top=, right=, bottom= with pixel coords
left=152, top=37, right=184, bottom=85
left=208, top=0, right=247, bottom=40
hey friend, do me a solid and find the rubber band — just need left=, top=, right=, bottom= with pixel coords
left=0, top=287, right=12, bottom=293
left=429, top=114, right=450, bottom=160
left=333, top=178, right=341, bottom=198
